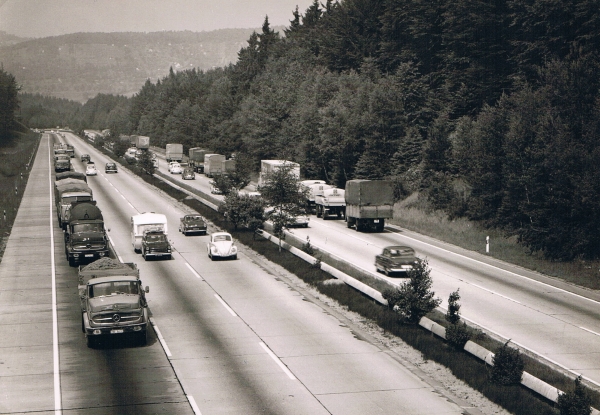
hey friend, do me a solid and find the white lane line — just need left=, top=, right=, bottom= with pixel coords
left=185, top=263, right=203, bottom=280
left=150, top=318, right=172, bottom=357
left=388, top=226, right=600, bottom=306
left=48, top=139, right=63, bottom=415
left=259, top=342, right=296, bottom=380
left=469, top=283, right=522, bottom=304
left=580, top=326, right=600, bottom=337
left=106, top=234, right=123, bottom=263
left=214, top=294, right=237, bottom=316
left=187, top=396, right=202, bottom=415
left=460, top=313, right=600, bottom=388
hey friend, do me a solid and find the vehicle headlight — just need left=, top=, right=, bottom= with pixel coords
left=230, top=246, right=237, bottom=254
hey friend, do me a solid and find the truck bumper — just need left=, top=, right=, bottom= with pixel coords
left=68, top=250, right=109, bottom=264
left=84, top=319, right=148, bottom=336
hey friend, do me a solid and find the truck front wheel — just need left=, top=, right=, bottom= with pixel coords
left=86, top=335, right=97, bottom=348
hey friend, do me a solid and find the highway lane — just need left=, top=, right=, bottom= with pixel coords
left=288, top=215, right=600, bottom=386
left=62, top=133, right=469, bottom=414
left=54, top=134, right=195, bottom=414
left=138, top=143, right=600, bottom=386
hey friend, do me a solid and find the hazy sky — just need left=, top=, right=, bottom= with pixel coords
left=0, top=0, right=314, bottom=38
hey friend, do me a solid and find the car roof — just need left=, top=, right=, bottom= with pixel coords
left=385, top=245, right=413, bottom=251
left=211, top=232, right=231, bottom=238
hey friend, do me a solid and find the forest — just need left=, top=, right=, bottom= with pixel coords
left=19, top=0, right=600, bottom=261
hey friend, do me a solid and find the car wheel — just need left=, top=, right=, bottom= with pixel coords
left=81, top=314, right=85, bottom=333
left=68, top=257, right=76, bottom=267
left=232, top=255, right=237, bottom=260
left=183, top=230, right=187, bottom=236
left=137, top=330, right=147, bottom=346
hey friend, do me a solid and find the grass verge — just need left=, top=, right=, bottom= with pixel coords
left=0, top=131, right=41, bottom=259
left=391, top=194, right=600, bottom=290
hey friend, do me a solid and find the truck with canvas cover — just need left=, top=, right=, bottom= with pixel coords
left=133, top=135, right=150, bottom=150
left=131, top=212, right=168, bottom=253
left=189, top=148, right=210, bottom=173
left=166, top=143, right=184, bottom=163
left=344, top=180, right=394, bottom=232
left=55, top=178, right=93, bottom=228
left=315, top=187, right=346, bottom=219
left=258, top=160, right=300, bottom=187
left=204, top=154, right=226, bottom=177
left=78, top=258, right=149, bottom=347
left=56, top=171, right=87, bottom=183
left=64, top=201, right=109, bottom=267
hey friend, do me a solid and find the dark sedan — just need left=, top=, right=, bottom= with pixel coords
left=375, top=246, right=419, bottom=276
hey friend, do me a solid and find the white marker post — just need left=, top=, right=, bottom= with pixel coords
left=486, top=236, right=490, bottom=253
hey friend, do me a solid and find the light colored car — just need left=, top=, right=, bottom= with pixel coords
left=85, top=162, right=97, bottom=176
left=375, top=246, right=419, bottom=276
left=207, top=232, right=237, bottom=260
left=168, top=162, right=182, bottom=174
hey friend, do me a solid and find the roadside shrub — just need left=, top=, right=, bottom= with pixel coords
left=446, top=322, right=471, bottom=349
left=445, top=289, right=461, bottom=325
left=302, top=236, right=315, bottom=255
left=382, top=259, right=441, bottom=323
left=491, top=341, right=524, bottom=385
left=557, top=376, right=592, bottom=415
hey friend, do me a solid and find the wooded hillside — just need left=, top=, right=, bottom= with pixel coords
left=20, top=0, right=600, bottom=261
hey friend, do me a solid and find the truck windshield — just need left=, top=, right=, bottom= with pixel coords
left=63, top=196, right=92, bottom=203
left=89, top=281, right=139, bottom=298
left=73, top=223, right=103, bottom=233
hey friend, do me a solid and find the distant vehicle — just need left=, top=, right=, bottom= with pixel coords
left=265, top=206, right=309, bottom=228
left=168, top=162, right=182, bottom=174
left=85, top=162, right=97, bottom=176
left=182, top=167, right=195, bottom=180
left=152, top=158, right=159, bottom=169
left=345, top=180, right=393, bottom=232
left=375, top=246, right=419, bottom=276
left=141, top=230, right=172, bottom=260
left=165, top=143, right=184, bottom=163
left=105, top=162, right=118, bottom=173
left=258, top=160, right=300, bottom=187
left=207, top=232, right=237, bottom=260
left=179, top=214, right=207, bottom=236
left=80, top=154, right=90, bottom=163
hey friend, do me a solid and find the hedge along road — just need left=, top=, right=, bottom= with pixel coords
left=289, top=214, right=600, bottom=388
left=59, top=131, right=477, bottom=414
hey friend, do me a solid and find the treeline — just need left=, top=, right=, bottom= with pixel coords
left=21, top=0, right=600, bottom=260
left=0, top=67, right=19, bottom=141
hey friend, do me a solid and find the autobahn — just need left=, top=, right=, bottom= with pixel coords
left=0, top=132, right=475, bottom=414
left=150, top=143, right=600, bottom=388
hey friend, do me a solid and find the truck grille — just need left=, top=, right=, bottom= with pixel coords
left=92, top=312, right=142, bottom=324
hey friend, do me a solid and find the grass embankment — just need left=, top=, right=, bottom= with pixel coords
left=93, top=140, right=598, bottom=414
left=0, top=131, right=41, bottom=259
left=390, top=193, right=600, bottom=290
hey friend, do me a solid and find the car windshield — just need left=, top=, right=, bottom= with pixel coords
left=145, top=233, right=166, bottom=242
left=73, top=223, right=103, bottom=233
left=187, top=216, right=202, bottom=222
left=213, top=235, right=231, bottom=242
left=63, top=196, right=92, bottom=203
left=106, top=164, right=115, bottom=168
left=89, top=281, right=139, bottom=298
left=389, top=248, right=414, bottom=256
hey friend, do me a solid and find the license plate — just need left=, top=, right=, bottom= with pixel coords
left=110, top=329, right=124, bottom=334
left=374, top=219, right=380, bottom=223
left=85, top=254, right=94, bottom=257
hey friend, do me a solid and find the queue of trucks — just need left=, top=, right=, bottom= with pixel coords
left=52, top=137, right=150, bottom=348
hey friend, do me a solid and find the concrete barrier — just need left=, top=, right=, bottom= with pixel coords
left=464, top=340, right=495, bottom=366
left=521, top=371, right=560, bottom=403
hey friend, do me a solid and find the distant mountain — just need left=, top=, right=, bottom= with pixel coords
left=0, top=29, right=257, bottom=102
left=0, top=31, right=31, bottom=47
